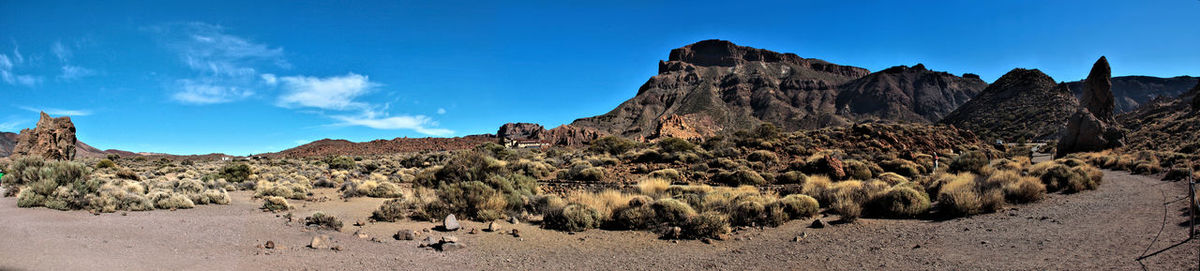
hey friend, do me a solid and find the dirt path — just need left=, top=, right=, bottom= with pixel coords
left=0, top=170, right=1196, bottom=270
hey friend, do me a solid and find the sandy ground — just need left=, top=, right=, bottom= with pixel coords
left=1, top=169, right=1197, bottom=270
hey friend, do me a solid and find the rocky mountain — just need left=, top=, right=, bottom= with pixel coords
left=835, top=64, right=987, bottom=123
left=939, top=68, right=1080, bottom=141
left=1118, top=80, right=1200, bottom=155
left=266, top=135, right=497, bottom=158
left=568, top=39, right=985, bottom=141
left=1065, top=75, right=1198, bottom=114
left=0, top=132, right=19, bottom=157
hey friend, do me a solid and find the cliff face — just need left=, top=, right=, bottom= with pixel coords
left=569, top=40, right=984, bottom=141
left=940, top=68, right=1080, bottom=141
left=11, top=112, right=78, bottom=160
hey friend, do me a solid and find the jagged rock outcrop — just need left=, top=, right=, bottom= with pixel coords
left=0, top=132, right=18, bottom=157
left=571, top=40, right=987, bottom=140
left=497, top=123, right=545, bottom=141
left=12, top=112, right=78, bottom=160
left=835, top=64, right=987, bottom=123
left=1056, top=57, right=1125, bottom=157
left=1065, top=75, right=1198, bottom=114
left=939, top=68, right=1079, bottom=141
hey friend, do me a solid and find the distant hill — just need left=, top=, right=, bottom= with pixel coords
left=1118, top=81, right=1200, bottom=154
left=264, top=135, right=497, bottom=158
left=569, top=39, right=985, bottom=140
left=1065, top=76, right=1197, bottom=114
left=940, top=68, right=1080, bottom=141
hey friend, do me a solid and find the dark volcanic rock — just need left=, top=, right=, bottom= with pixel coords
left=1191, top=81, right=1200, bottom=111
left=1057, top=57, right=1124, bottom=157
left=498, top=123, right=545, bottom=141
left=267, top=135, right=496, bottom=158
left=939, top=68, right=1079, bottom=141
left=12, top=112, right=78, bottom=160
left=836, top=64, right=987, bottom=123
left=1080, top=57, right=1115, bottom=120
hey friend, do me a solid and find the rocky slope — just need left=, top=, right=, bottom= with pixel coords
left=0, top=132, right=18, bottom=157
left=1065, top=75, right=1197, bottom=114
left=1118, top=80, right=1200, bottom=155
left=569, top=40, right=985, bottom=141
left=11, top=112, right=79, bottom=160
left=835, top=64, right=987, bottom=123
left=939, top=68, right=1080, bottom=141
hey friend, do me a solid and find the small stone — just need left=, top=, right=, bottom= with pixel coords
left=354, top=220, right=366, bottom=226
left=701, top=238, right=712, bottom=244
left=672, top=240, right=679, bottom=244
left=669, top=226, right=682, bottom=239
left=331, top=245, right=343, bottom=251
left=121, top=212, right=128, bottom=216
left=441, top=236, right=459, bottom=243
left=309, top=235, right=330, bottom=249
left=418, top=236, right=436, bottom=248
left=792, top=236, right=801, bottom=242
left=355, top=230, right=369, bottom=239
left=265, top=241, right=276, bottom=249
left=509, top=217, right=520, bottom=224
left=511, top=229, right=521, bottom=237
left=487, top=221, right=502, bottom=232
left=469, top=228, right=479, bottom=234
left=810, top=219, right=827, bottom=229
left=443, top=214, right=461, bottom=231
left=439, top=242, right=467, bottom=252
left=394, top=229, right=417, bottom=240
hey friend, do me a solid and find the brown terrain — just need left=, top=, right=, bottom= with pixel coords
left=940, top=68, right=1080, bottom=141
left=1, top=164, right=1195, bottom=270
left=264, top=135, right=497, bottom=158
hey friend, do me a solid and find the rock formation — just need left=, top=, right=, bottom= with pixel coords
left=570, top=40, right=985, bottom=140
left=497, top=123, right=545, bottom=141
left=11, top=112, right=78, bottom=160
left=939, top=68, right=1079, bottom=141
left=496, top=123, right=605, bottom=147
left=1056, top=57, right=1125, bottom=157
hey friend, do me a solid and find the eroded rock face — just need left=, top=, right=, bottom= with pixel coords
left=12, top=112, right=77, bottom=160
left=497, top=123, right=545, bottom=141
left=1056, top=57, right=1125, bottom=158
left=653, top=114, right=719, bottom=140
left=1081, top=57, right=1116, bottom=120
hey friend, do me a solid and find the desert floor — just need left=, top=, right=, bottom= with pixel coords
left=1, top=167, right=1197, bottom=270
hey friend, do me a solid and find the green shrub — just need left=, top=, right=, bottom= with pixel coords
left=612, top=197, right=656, bottom=230
left=831, top=200, right=862, bottom=222
left=437, top=181, right=508, bottom=221
left=868, top=187, right=930, bottom=218
left=261, top=196, right=290, bottom=212
left=775, top=194, right=820, bottom=219
left=153, top=193, right=195, bottom=209
left=683, top=211, right=731, bottom=239
left=96, top=159, right=117, bottom=169
left=1003, top=177, right=1046, bottom=203
left=1040, top=165, right=1087, bottom=193
left=305, top=212, right=344, bottom=231
left=197, top=189, right=231, bottom=205
left=648, top=169, right=683, bottom=182
left=842, top=160, right=875, bottom=180
left=880, top=159, right=922, bottom=178
left=776, top=171, right=807, bottom=184
left=714, top=169, right=765, bottom=186
left=658, top=137, right=697, bottom=153
left=372, top=199, right=409, bottom=222
left=544, top=203, right=601, bottom=232
left=325, top=156, right=357, bottom=170
left=747, top=150, right=779, bottom=165
left=949, top=151, right=989, bottom=174
left=651, top=198, right=697, bottom=225
left=218, top=163, right=252, bottom=183
left=589, top=136, right=637, bottom=155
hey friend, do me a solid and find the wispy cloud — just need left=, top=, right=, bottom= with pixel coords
left=150, top=22, right=286, bottom=104
left=59, top=65, right=95, bottom=80
left=0, top=120, right=25, bottom=131
left=437, top=108, right=446, bottom=114
left=277, top=73, right=376, bottom=110
left=0, top=46, right=42, bottom=87
left=20, top=106, right=92, bottom=116
left=331, top=114, right=454, bottom=136
left=52, top=40, right=96, bottom=81
left=51, top=41, right=72, bottom=62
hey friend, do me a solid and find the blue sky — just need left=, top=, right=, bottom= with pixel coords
left=1, top=0, right=1198, bottom=155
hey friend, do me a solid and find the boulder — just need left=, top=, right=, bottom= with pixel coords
left=1081, top=56, right=1115, bottom=120
left=486, top=221, right=502, bottom=232
left=810, top=219, right=827, bottom=229
left=11, top=112, right=77, bottom=160
left=1056, top=57, right=1125, bottom=157
left=442, top=214, right=460, bottom=231
left=309, top=235, right=331, bottom=249
left=264, top=241, right=276, bottom=249
left=822, top=155, right=846, bottom=179
left=498, top=123, right=545, bottom=141
left=439, top=242, right=467, bottom=252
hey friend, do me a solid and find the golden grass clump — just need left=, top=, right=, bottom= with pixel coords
left=637, top=178, right=671, bottom=198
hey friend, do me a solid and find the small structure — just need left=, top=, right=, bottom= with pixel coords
left=502, top=138, right=550, bottom=149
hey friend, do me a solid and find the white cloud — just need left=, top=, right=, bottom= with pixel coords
left=52, top=41, right=72, bottom=62
left=152, top=22, right=286, bottom=104
left=19, top=106, right=92, bottom=116
left=277, top=73, right=376, bottom=110
left=437, top=108, right=446, bottom=114
left=59, top=65, right=95, bottom=80
left=172, top=79, right=254, bottom=104
left=0, top=52, right=41, bottom=87
left=0, top=120, right=24, bottom=131
left=331, top=114, right=454, bottom=136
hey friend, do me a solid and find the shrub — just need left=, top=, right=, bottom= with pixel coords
left=1003, top=176, right=1046, bottom=203
left=880, top=159, right=922, bottom=178
left=876, top=172, right=909, bottom=186
left=937, top=182, right=982, bottom=216
left=776, top=171, right=807, bottom=184
left=636, top=178, right=671, bottom=198
left=831, top=200, right=862, bottom=222
left=305, top=212, right=344, bottom=231
left=747, top=150, right=779, bottom=165
left=842, top=160, right=875, bottom=180
left=255, top=181, right=310, bottom=200
left=197, top=189, right=231, bottom=205
left=658, top=137, right=697, bottom=153
left=648, top=169, right=683, bottom=182
left=651, top=198, right=697, bottom=225
left=589, top=136, right=637, bottom=155
left=544, top=203, right=601, bottom=232
left=1040, top=165, right=1087, bottom=193
left=774, top=194, right=820, bottom=219
left=154, top=193, right=195, bottom=209
left=949, top=151, right=989, bottom=174
left=1073, top=165, right=1103, bottom=191
left=369, top=181, right=405, bottom=198
left=561, top=164, right=607, bottom=182
left=218, top=163, right=253, bottom=183
left=714, top=169, right=765, bottom=186
left=612, top=196, right=656, bottom=230
left=261, top=196, right=291, bottom=212
left=868, top=187, right=930, bottom=218
left=437, top=181, right=508, bottom=221
left=683, top=211, right=731, bottom=239
left=96, top=159, right=117, bottom=169
left=372, top=199, right=408, bottom=222
left=325, top=155, right=357, bottom=170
